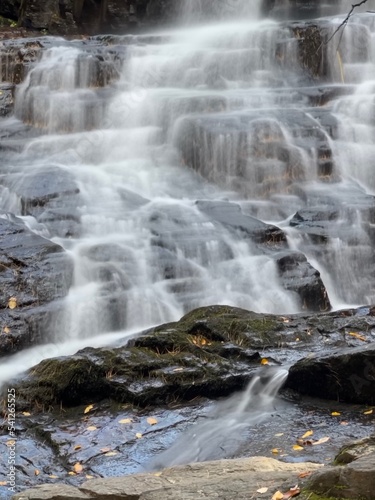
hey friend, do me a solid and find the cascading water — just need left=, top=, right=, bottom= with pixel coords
left=1, top=0, right=375, bottom=418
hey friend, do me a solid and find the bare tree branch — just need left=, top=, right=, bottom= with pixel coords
left=325, top=0, right=369, bottom=45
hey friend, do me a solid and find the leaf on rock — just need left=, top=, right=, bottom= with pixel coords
left=3, top=326, right=10, bottom=334
left=283, top=485, right=301, bottom=498
left=84, top=404, right=94, bottom=414
left=86, top=475, right=94, bottom=479
left=68, top=471, right=76, bottom=476
left=272, top=491, right=284, bottom=500
left=312, top=437, right=330, bottom=446
left=104, top=451, right=119, bottom=457
left=48, top=475, right=58, bottom=479
left=298, top=471, right=312, bottom=479
left=301, top=430, right=313, bottom=439
left=173, top=367, right=184, bottom=372
left=275, top=433, right=284, bottom=437
left=0, top=482, right=7, bottom=486
left=119, top=418, right=132, bottom=424
left=74, top=445, right=82, bottom=451
left=8, top=297, right=17, bottom=309
left=22, top=412, right=31, bottom=417
left=136, top=432, right=143, bottom=439
left=364, top=409, right=373, bottom=415
left=257, top=487, right=269, bottom=493
left=73, top=463, right=83, bottom=474
left=34, top=470, right=40, bottom=476
left=86, top=425, right=97, bottom=431
left=272, top=448, right=280, bottom=454
left=261, top=358, right=269, bottom=365
left=100, top=447, right=111, bottom=453
left=348, top=332, right=366, bottom=341
left=147, top=417, right=158, bottom=425
left=293, top=445, right=304, bottom=451
left=331, top=412, right=341, bottom=416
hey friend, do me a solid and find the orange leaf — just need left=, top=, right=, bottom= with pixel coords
left=283, top=485, right=301, bottom=498
left=147, top=417, right=158, bottom=425
left=298, top=471, right=312, bottom=479
left=261, top=358, right=269, bottom=365
left=73, top=463, right=83, bottom=474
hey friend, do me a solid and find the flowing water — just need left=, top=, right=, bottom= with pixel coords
left=1, top=0, right=375, bottom=455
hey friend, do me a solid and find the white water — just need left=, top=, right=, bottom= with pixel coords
left=1, top=1, right=375, bottom=386
left=147, top=366, right=289, bottom=469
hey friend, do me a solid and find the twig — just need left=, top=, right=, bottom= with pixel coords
left=325, top=0, right=369, bottom=45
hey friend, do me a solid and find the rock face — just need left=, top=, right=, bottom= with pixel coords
left=11, top=456, right=322, bottom=500
left=286, top=343, right=375, bottom=404
left=0, top=216, right=73, bottom=355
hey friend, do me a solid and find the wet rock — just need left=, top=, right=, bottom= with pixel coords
left=0, top=82, right=14, bottom=116
left=0, top=38, right=44, bottom=84
left=175, top=109, right=336, bottom=198
left=11, top=456, right=322, bottom=500
left=335, top=434, right=375, bottom=465
left=286, top=343, right=375, bottom=404
left=306, top=452, right=375, bottom=500
left=274, top=251, right=331, bottom=312
left=0, top=216, right=73, bottom=355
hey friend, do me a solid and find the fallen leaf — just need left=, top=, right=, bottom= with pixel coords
left=275, top=433, right=284, bottom=437
left=340, top=421, right=349, bottom=426
left=283, top=485, right=301, bottom=498
left=154, top=472, right=162, bottom=477
left=271, top=448, right=279, bottom=454
left=85, top=475, right=94, bottom=479
left=100, top=447, right=111, bottom=453
left=272, top=491, right=284, bottom=500
left=3, top=326, right=10, bottom=334
left=136, top=432, right=143, bottom=439
left=364, top=409, right=373, bottom=415
left=22, top=412, right=31, bottom=417
left=6, top=440, right=15, bottom=446
left=173, top=367, right=184, bottom=372
left=104, top=451, right=118, bottom=457
left=293, top=445, right=304, bottom=451
left=0, top=481, right=7, bottom=486
left=331, top=412, right=341, bottom=416
left=261, top=358, right=269, bottom=365
left=34, top=470, right=40, bottom=476
left=8, top=297, right=17, bottom=309
left=73, top=463, right=83, bottom=474
left=313, top=437, right=330, bottom=446
left=348, top=332, right=366, bottom=341
left=257, top=487, right=269, bottom=494
left=84, top=404, right=94, bottom=414
left=74, top=445, right=82, bottom=451
left=48, top=475, right=58, bottom=479
left=86, top=426, right=97, bottom=431
left=147, top=417, right=158, bottom=425
left=119, top=418, right=132, bottom=424
left=298, top=471, right=312, bottom=479
left=68, top=471, right=76, bottom=476
left=301, top=430, right=313, bottom=439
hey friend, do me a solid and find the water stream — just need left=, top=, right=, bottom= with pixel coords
left=1, top=1, right=375, bottom=397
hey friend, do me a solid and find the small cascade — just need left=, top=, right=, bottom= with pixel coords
left=147, top=367, right=288, bottom=469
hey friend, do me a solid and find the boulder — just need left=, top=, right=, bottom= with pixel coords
left=286, top=343, right=375, bottom=404
left=335, top=434, right=375, bottom=465
left=11, top=456, right=322, bottom=500
left=0, top=216, right=73, bottom=355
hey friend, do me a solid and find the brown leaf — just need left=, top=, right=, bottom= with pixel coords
left=298, top=471, right=312, bottom=479
left=34, top=470, right=40, bottom=476
left=74, top=445, right=82, bottom=451
left=283, top=485, right=301, bottom=498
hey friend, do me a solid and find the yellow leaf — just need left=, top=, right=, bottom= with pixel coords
left=331, top=412, right=341, bottom=416
left=261, top=358, right=269, bottom=365
left=136, top=432, right=143, bottom=439
left=49, top=475, right=58, bottom=479
left=313, top=437, right=330, bottom=446
left=3, top=326, right=10, bottom=334
left=74, top=445, right=82, bottom=451
left=293, top=445, right=304, bottom=451
left=8, top=297, right=17, bottom=309
left=272, top=492, right=284, bottom=500
left=68, top=471, right=76, bottom=476
left=302, top=430, right=314, bottom=439
left=104, top=451, right=118, bottom=457
left=22, top=412, right=31, bottom=417
left=271, top=448, right=279, bottom=454
left=73, top=463, right=83, bottom=474
left=119, top=418, right=132, bottom=424
left=85, top=474, right=94, bottom=479
left=84, top=404, right=94, bottom=414
left=364, top=409, right=373, bottom=415
left=348, top=332, right=366, bottom=342
left=257, top=487, right=269, bottom=494
left=34, top=470, right=40, bottom=476
left=147, top=417, right=158, bottom=425
left=86, top=425, right=97, bottom=431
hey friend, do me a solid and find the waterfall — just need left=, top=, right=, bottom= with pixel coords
left=147, top=367, right=289, bottom=469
